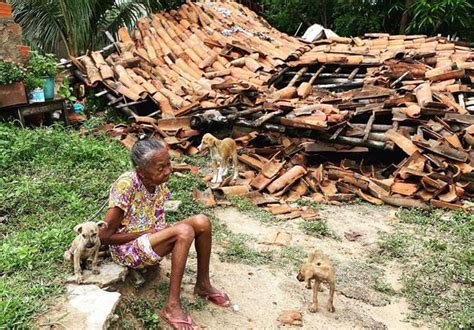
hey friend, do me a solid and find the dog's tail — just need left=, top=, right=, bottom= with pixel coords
left=232, top=152, right=239, bottom=179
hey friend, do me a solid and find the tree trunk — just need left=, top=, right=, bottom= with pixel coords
left=399, top=0, right=413, bottom=34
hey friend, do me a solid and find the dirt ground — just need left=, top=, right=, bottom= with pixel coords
left=134, top=203, right=427, bottom=329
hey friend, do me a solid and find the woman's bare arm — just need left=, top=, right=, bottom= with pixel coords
left=99, top=207, right=155, bottom=245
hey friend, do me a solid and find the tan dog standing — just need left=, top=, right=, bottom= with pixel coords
left=64, top=221, right=108, bottom=283
left=197, top=133, right=238, bottom=183
left=297, top=249, right=336, bottom=313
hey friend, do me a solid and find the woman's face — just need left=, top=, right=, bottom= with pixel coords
left=137, top=148, right=172, bottom=186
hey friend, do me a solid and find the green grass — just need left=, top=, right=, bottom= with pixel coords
left=299, top=219, right=331, bottom=237
left=0, top=124, right=130, bottom=328
left=296, top=197, right=321, bottom=209
left=180, top=154, right=210, bottom=168
left=275, top=246, right=307, bottom=273
left=122, top=296, right=161, bottom=329
left=114, top=282, right=207, bottom=329
left=372, top=281, right=396, bottom=295
left=0, top=123, right=257, bottom=327
left=227, top=196, right=276, bottom=223
left=218, top=233, right=273, bottom=265
left=166, top=173, right=208, bottom=223
left=378, top=208, right=473, bottom=328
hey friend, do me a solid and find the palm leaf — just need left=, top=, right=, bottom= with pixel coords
left=9, top=0, right=182, bottom=56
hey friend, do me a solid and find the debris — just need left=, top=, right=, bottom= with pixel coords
left=277, top=310, right=303, bottom=326
left=261, top=231, right=292, bottom=246
left=70, top=2, right=474, bottom=212
left=164, top=200, right=182, bottom=213
left=344, top=230, right=362, bottom=242
left=193, top=188, right=216, bottom=208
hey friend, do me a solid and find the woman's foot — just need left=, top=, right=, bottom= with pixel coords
left=159, top=307, right=196, bottom=330
left=194, top=284, right=230, bottom=307
left=160, top=302, right=195, bottom=329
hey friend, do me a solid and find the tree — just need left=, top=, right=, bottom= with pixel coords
left=406, top=0, right=474, bottom=39
left=8, top=0, right=184, bottom=57
left=260, top=0, right=473, bottom=40
left=261, top=0, right=331, bottom=35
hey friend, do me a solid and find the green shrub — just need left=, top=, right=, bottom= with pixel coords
left=24, top=74, right=44, bottom=91
left=0, top=60, right=26, bottom=85
left=28, top=51, right=57, bottom=77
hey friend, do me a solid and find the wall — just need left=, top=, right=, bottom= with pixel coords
left=0, top=0, right=28, bottom=63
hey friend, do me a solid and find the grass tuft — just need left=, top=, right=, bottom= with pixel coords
left=378, top=208, right=473, bottom=328
left=296, top=198, right=321, bottom=209
left=218, top=234, right=272, bottom=265
left=180, top=154, right=210, bottom=168
left=166, top=173, right=208, bottom=223
left=227, top=196, right=276, bottom=223
left=299, top=220, right=331, bottom=237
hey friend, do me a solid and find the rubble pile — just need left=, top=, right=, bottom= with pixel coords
left=73, top=1, right=309, bottom=118
left=231, top=33, right=474, bottom=210
left=74, top=2, right=474, bottom=210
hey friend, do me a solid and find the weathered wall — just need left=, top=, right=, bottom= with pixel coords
left=0, top=0, right=27, bottom=63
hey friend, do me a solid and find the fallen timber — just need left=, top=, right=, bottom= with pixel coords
left=69, top=1, right=474, bottom=211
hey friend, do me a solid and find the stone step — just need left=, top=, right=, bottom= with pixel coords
left=66, top=260, right=128, bottom=287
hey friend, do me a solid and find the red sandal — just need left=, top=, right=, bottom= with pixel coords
left=159, top=309, right=197, bottom=330
left=197, top=290, right=231, bottom=307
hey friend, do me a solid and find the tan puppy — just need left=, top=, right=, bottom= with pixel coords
left=64, top=221, right=108, bottom=283
left=297, top=249, right=336, bottom=313
left=197, top=133, right=238, bottom=183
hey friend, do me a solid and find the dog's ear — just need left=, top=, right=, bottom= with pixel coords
left=307, top=250, right=317, bottom=263
left=97, top=221, right=108, bottom=229
left=73, top=224, right=83, bottom=233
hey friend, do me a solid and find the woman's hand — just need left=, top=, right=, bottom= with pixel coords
left=143, top=228, right=158, bottom=234
left=140, top=223, right=172, bottom=236
left=101, top=207, right=148, bottom=245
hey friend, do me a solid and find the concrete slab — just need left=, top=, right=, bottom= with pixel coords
left=38, top=285, right=120, bottom=330
left=68, top=285, right=120, bottom=330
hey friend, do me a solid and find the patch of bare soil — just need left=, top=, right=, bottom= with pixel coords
left=192, top=205, right=417, bottom=329
left=117, top=204, right=426, bottom=329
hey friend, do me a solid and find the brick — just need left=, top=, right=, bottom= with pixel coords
left=0, top=3, right=12, bottom=17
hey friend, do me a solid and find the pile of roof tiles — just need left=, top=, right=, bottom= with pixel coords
left=214, top=33, right=473, bottom=211
left=211, top=32, right=473, bottom=211
left=73, top=0, right=309, bottom=118
left=74, top=1, right=474, bottom=211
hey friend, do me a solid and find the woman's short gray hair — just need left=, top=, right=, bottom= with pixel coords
left=130, top=138, right=166, bottom=168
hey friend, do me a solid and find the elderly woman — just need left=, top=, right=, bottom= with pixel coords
left=99, top=138, right=229, bottom=329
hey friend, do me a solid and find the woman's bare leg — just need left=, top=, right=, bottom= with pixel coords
left=177, top=214, right=228, bottom=300
left=147, top=213, right=227, bottom=324
left=148, top=223, right=195, bottom=323
left=177, top=214, right=214, bottom=293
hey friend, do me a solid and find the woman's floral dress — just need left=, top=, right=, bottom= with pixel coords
left=108, top=170, right=171, bottom=269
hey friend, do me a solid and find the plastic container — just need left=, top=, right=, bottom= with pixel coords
left=28, top=88, right=45, bottom=103
left=73, top=102, right=84, bottom=113
left=42, top=76, right=55, bottom=100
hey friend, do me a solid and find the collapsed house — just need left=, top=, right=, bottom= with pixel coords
left=71, top=1, right=474, bottom=211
